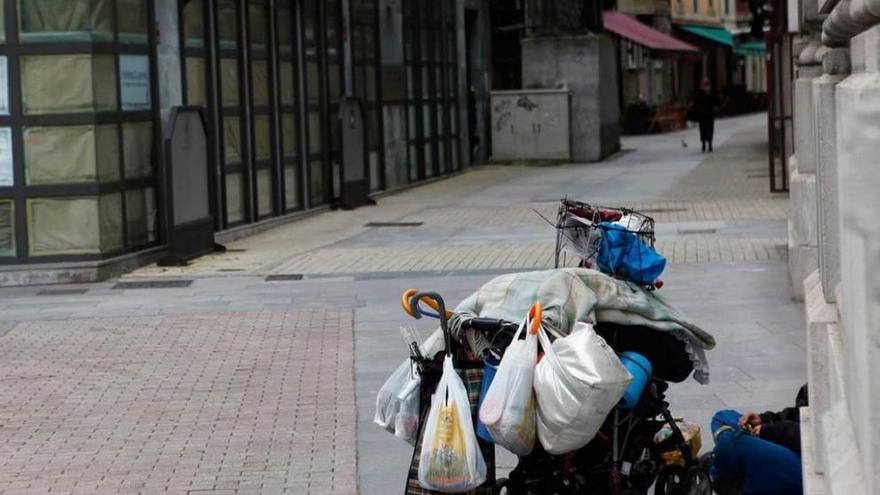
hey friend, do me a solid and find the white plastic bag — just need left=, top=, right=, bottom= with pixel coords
left=534, top=322, right=633, bottom=455
left=478, top=316, right=538, bottom=456
left=418, top=355, right=487, bottom=492
left=374, top=359, right=421, bottom=444
left=374, top=329, right=444, bottom=445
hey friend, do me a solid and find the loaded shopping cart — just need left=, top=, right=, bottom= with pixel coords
left=377, top=268, right=716, bottom=495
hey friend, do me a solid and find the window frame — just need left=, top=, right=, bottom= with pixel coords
left=0, top=0, right=162, bottom=265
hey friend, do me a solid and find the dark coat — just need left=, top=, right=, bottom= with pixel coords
left=691, top=90, right=719, bottom=122
left=758, top=384, right=809, bottom=454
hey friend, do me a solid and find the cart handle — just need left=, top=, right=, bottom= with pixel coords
left=401, top=288, right=453, bottom=320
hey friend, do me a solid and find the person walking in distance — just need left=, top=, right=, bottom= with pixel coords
left=691, top=77, right=719, bottom=152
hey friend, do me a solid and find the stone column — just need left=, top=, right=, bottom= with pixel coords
left=834, top=24, right=880, bottom=495
left=788, top=36, right=822, bottom=300
left=802, top=46, right=850, bottom=481
left=154, top=0, right=184, bottom=128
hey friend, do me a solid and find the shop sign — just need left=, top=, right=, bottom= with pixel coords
left=119, top=55, right=151, bottom=111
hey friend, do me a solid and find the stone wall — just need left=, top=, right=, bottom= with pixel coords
left=789, top=1, right=880, bottom=491
left=521, top=34, right=620, bottom=162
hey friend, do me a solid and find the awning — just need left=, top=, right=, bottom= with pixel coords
left=678, top=24, right=734, bottom=47
left=734, top=40, right=766, bottom=56
left=603, top=11, right=698, bottom=52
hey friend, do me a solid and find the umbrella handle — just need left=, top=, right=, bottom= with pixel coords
left=401, top=288, right=452, bottom=320
left=528, top=302, right=543, bottom=335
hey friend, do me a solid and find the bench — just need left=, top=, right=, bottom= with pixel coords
left=648, top=104, right=688, bottom=133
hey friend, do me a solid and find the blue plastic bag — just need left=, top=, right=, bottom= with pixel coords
left=596, top=222, right=666, bottom=285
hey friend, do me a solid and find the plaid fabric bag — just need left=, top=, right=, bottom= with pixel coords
left=405, top=358, right=496, bottom=494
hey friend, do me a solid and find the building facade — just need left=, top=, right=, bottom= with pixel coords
left=0, top=0, right=483, bottom=284
left=785, top=0, right=880, bottom=493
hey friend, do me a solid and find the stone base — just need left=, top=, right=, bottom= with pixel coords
left=789, top=242, right=818, bottom=300
left=0, top=246, right=164, bottom=287
left=800, top=408, right=826, bottom=495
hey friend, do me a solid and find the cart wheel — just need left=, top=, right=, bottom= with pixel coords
left=687, top=466, right=712, bottom=495
left=653, top=465, right=690, bottom=495
left=494, top=477, right=509, bottom=495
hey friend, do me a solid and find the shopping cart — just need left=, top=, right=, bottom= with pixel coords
left=399, top=289, right=711, bottom=495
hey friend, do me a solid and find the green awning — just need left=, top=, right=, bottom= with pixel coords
left=734, top=40, right=766, bottom=56
left=678, top=25, right=734, bottom=47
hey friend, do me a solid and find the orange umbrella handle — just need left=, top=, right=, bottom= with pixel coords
left=401, top=289, right=453, bottom=319
left=528, top=302, right=542, bottom=335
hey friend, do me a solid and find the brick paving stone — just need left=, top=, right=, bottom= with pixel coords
left=0, top=310, right=356, bottom=495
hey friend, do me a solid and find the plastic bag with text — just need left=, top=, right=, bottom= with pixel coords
left=418, top=355, right=487, bottom=492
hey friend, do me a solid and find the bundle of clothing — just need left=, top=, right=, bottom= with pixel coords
left=448, top=268, right=715, bottom=384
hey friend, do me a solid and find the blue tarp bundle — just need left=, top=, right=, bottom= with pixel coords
left=596, top=222, right=666, bottom=285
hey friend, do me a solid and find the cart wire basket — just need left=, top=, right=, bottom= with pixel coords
left=554, top=198, right=658, bottom=283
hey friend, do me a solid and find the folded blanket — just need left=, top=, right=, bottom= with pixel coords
left=447, top=268, right=715, bottom=384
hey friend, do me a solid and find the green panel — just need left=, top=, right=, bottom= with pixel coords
left=24, top=124, right=119, bottom=185
left=28, top=197, right=100, bottom=256
left=22, top=54, right=117, bottom=115
left=18, top=0, right=113, bottom=43
left=123, top=121, right=154, bottom=179
left=118, top=0, right=148, bottom=43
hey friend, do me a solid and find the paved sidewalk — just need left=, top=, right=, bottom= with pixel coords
left=0, top=310, right=356, bottom=494
left=0, top=113, right=806, bottom=494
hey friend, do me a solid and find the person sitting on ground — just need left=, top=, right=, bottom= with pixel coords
left=708, top=384, right=808, bottom=495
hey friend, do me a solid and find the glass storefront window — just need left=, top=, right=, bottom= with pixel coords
left=125, top=187, right=157, bottom=245
left=223, top=117, right=242, bottom=165
left=123, top=122, right=153, bottom=179
left=282, top=113, right=297, bottom=157
left=27, top=194, right=121, bottom=256
left=218, top=0, right=239, bottom=49
left=183, top=0, right=204, bottom=48
left=220, top=58, right=240, bottom=106
left=185, top=57, right=207, bottom=106
left=99, top=193, right=124, bottom=252
left=0, top=201, right=13, bottom=257
left=251, top=60, right=270, bottom=107
left=308, top=111, right=321, bottom=153
left=254, top=115, right=271, bottom=160
left=118, top=0, right=148, bottom=43
left=277, top=7, right=292, bottom=50
left=24, top=124, right=119, bottom=185
left=284, top=165, right=298, bottom=209
left=19, top=0, right=113, bottom=43
left=307, top=62, right=320, bottom=104
left=309, top=160, right=323, bottom=205
left=256, top=168, right=272, bottom=216
left=225, top=172, right=244, bottom=223
left=327, top=63, right=341, bottom=102
left=249, top=1, right=267, bottom=47
left=280, top=62, right=295, bottom=105
left=0, top=1, right=5, bottom=44
left=22, top=54, right=117, bottom=115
